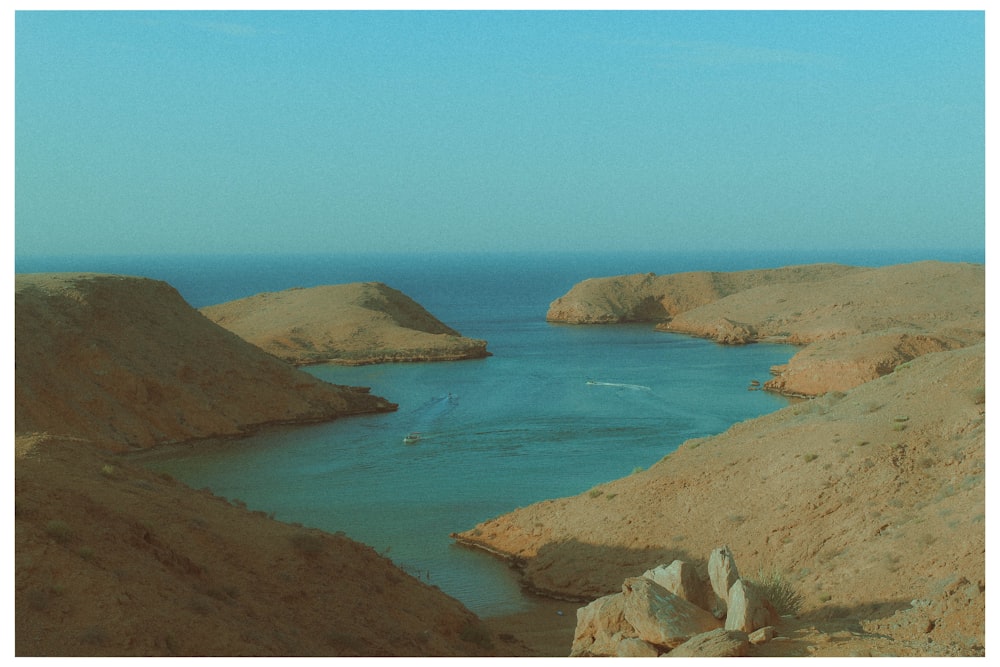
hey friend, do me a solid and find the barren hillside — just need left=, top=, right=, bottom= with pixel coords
left=456, top=260, right=986, bottom=656
left=201, top=282, right=490, bottom=365
left=14, top=273, right=504, bottom=657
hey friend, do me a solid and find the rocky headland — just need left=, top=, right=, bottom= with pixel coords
left=201, top=282, right=490, bottom=366
left=455, top=260, right=985, bottom=656
left=14, top=273, right=500, bottom=656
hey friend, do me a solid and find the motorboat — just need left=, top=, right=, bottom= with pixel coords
left=403, top=432, right=421, bottom=445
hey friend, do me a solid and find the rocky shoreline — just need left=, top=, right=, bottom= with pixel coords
left=456, top=260, right=985, bottom=656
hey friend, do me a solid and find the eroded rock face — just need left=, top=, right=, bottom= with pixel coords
left=642, top=560, right=708, bottom=611
left=621, top=577, right=723, bottom=649
left=546, top=264, right=865, bottom=324
left=15, top=273, right=397, bottom=450
left=570, top=593, right=635, bottom=657
left=708, top=546, right=740, bottom=618
left=664, top=628, right=751, bottom=658
left=201, top=282, right=490, bottom=366
left=725, top=579, right=779, bottom=633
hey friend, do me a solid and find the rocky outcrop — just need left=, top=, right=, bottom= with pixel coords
left=201, top=282, right=490, bottom=366
left=549, top=261, right=983, bottom=397
left=661, top=261, right=984, bottom=396
left=571, top=548, right=778, bottom=657
left=546, top=264, right=864, bottom=324
left=15, top=273, right=397, bottom=450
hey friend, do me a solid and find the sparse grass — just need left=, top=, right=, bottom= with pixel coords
left=588, top=488, right=604, bottom=499
left=748, top=568, right=804, bottom=616
left=803, top=453, right=818, bottom=463
left=818, top=593, right=832, bottom=603
left=631, top=466, right=645, bottom=475
left=459, top=621, right=494, bottom=649
left=45, top=519, right=72, bottom=543
left=971, top=387, right=985, bottom=405
left=77, top=546, right=95, bottom=561
left=100, top=464, right=116, bottom=478
left=289, top=530, right=325, bottom=556
left=892, top=423, right=907, bottom=432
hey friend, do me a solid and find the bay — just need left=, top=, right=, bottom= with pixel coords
left=19, top=250, right=979, bottom=616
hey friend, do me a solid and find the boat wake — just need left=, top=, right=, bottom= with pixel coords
left=586, top=380, right=652, bottom=391
left=402, top=393, right=460, bottom=443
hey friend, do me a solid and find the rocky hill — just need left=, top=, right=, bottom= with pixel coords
left=660, top=261, right=984, bottom=396
left=15, top=273, right=397, bottom=450
left=547, top=261, right=984, bottom=398
left=546, top=264, right=865, bottom=324
left=455, top=260, right=985, bottom=657
left=201, top=282, right=490, bottom=366
left=14, top=273, right=501, bottom=657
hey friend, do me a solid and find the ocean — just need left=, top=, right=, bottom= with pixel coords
left=15, top=248, right=983, bottom=616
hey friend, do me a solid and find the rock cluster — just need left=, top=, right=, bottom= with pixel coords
left=571, top=547, right=780, bottom=657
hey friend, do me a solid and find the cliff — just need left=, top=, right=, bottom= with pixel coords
left=201, top=282, right=490, bottom=365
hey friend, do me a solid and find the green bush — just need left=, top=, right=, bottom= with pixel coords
left=748, top=568, right=803, bottom=616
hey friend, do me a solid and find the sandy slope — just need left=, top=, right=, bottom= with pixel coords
left=456, top=261, right=986, bottom=656
left=15, top=273, right=397, bottom=450
left=14, top=273, right=501, bottom=657
left=201, top=281, right=490, bottom=365
left=15, top=434, right=497, bottom=657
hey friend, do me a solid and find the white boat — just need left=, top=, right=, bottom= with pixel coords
left=403, top=432, right=421, bottom=445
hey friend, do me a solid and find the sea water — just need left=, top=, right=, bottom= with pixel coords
left=15, top=249, right=981, bottom=616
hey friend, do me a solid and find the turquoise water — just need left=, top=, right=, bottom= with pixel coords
left=135, top=325, right=793, bottom=616
left=20, top=250, right=976, bottom=616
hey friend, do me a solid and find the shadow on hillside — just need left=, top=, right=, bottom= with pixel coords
left=466, top=537, right=916, bottom=630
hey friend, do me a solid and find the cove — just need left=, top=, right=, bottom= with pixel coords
left=137, top=321, right=794, bottom=617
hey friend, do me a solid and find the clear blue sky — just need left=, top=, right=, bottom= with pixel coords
left=14, top=9, right=985, bottom=257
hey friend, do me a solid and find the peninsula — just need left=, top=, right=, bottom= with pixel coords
left=201, top=281, right=490, bottom=366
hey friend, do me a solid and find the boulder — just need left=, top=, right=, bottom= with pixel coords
left=621, top=577, right=722, bottom=649
left=749, top=626, right=777, bottom=645
left=725, top=579, right=779, bottom=633
left=708, top=546, right=740, bottom=618
left=615, top=638, right=660, bottom=657
left=665, top=628, right=751, bottom=657
left=642, top=560, right=709, bottom=611
left=712, top=317, right=758, bottom=344
left=570, top=592, right=635, bottom=657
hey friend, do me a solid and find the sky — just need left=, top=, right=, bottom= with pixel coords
left=12, top=7, right=987, bottom=257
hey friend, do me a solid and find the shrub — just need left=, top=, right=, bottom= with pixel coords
left=748, top=568, right=803, bottom=616
left=45, top=519, right=72, bottom=543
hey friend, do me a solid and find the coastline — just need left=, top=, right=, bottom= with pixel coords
left=15, top=258, right=985, bottom=657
